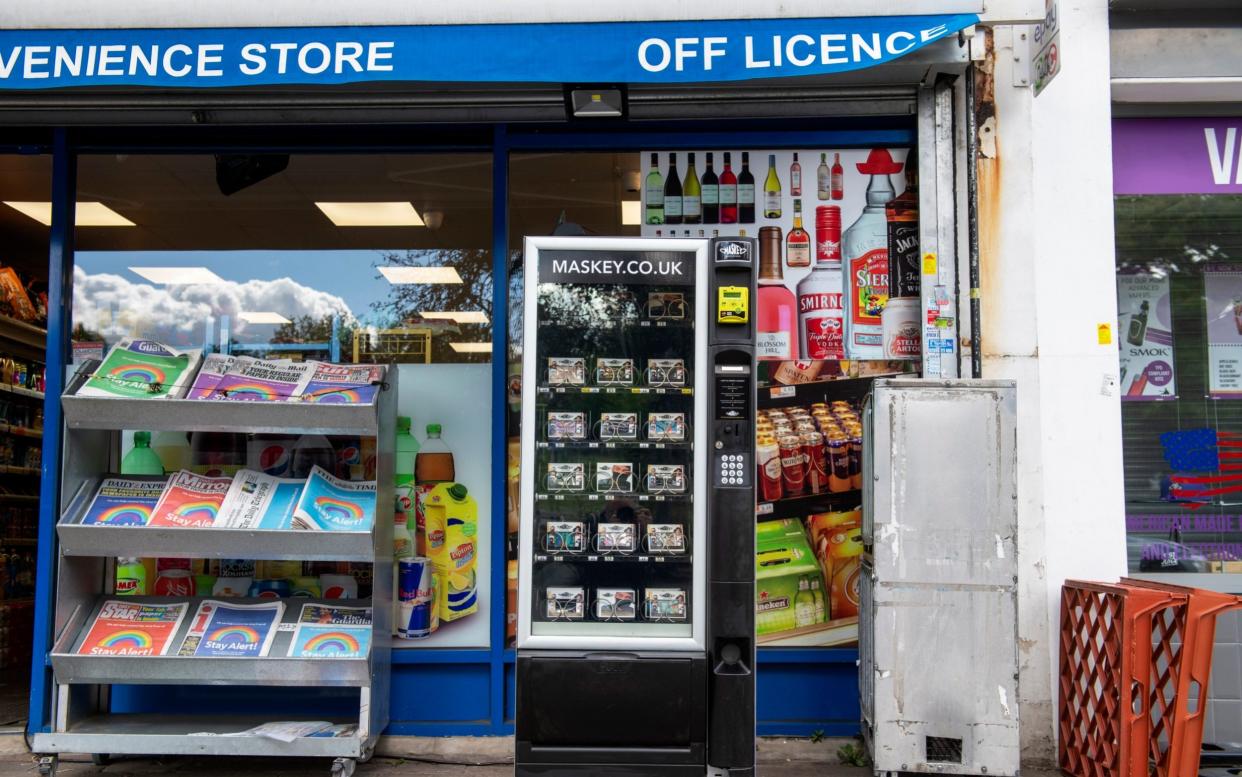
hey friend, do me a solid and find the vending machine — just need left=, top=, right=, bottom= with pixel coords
left=516, top=236, right=757, bottom=777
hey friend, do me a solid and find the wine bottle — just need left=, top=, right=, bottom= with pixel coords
left=664, top=152, right=683, bottom=225
left=790, top=152, right=802, bottom=196
left=739, top=152, right=756, bottom=224
left=645, top=152, right=664, bottom=225
left=683, top=152, right=702, bottom=224
left=701, top=152, right=719, bottom=224
left=831, top=153, right=844, bottom=200
left=764, top=154, right=782, bottom=219
left=719, top=152, right=738, bottom=224
left=817, top=153, right=830, bottom=200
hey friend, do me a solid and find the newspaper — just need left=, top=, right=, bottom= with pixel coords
left=216, top=469, right=303, bottom=530
left=176, top=599, right=284, bottom=658
left=292, top=465, right=376, bottom=532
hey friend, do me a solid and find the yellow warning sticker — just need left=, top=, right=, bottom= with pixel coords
left=922, top=253, right=937, bottom=275
left=1097, top=323, right=1112, bottom=345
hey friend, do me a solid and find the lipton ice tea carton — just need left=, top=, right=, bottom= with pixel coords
left=423, top=482, right=478, bottom=622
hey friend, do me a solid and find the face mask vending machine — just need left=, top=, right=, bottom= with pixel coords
left=516, top=236, right=757, bottom=777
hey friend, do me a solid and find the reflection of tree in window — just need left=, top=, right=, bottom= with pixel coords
left=370, top=248, right=492, bottom=363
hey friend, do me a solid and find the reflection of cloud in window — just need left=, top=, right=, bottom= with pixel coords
left=73, top=266, right=353, bottom=347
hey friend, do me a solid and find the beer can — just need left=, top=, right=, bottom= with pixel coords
left=756, top=435, right=783, bottom=502
left=154, top=569, right=196, bottom=597
left=803, top=431, right=828, bottom=495
left=827, top=432, right=852, bottom=493
left=847, top=425, right=863, bottom=490
left=777, top=435, right=806, bottom=497
left=397, top=557, right=434, bottom=639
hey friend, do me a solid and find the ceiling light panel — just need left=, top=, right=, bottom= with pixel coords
left=128, top=267, right=225, bottom=285
left=4, top=201, right=135, bottom=227
left=378, top=266, right=463, bottom=284
left=316, top=201, right=424, bottom=227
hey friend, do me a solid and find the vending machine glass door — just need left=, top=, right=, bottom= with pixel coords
left=517, top=237, right=708, bottom=652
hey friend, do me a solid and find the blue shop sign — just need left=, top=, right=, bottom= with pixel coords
left=0, top=14, right=977, bottom=89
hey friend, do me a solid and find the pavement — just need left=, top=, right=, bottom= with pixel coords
left=0, top=735, right=861, bottom=776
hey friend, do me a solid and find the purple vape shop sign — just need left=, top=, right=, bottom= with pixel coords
left=1114, top=118, right=1242, bottom=195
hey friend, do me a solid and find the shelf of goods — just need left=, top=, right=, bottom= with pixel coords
left=0, top=314, right=47, bottom=360
left=756, top=489, right=860, bottom=520
left=33, top=373, right=396, bottom=770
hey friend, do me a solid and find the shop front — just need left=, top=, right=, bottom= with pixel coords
left=0, top=0, right=1090, bottom=759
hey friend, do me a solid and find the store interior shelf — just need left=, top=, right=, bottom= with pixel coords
left=51, top=596, right=374, bottom=688
left=538, top=319, right=694, bottom=331
left=539, top=440, right=692, bottom=451
left=0, top=314, right=47, bottom=351
left=756, top=490, right=861, bottom=520
left=537, top=492, right=692, bottom=504
left=758, top=373, right=905, bottom=407
left=534, top=553, right=692, bottom=564
left=0, top=492, right=38, bottom=502
left=0, top=382, right=43, bottom=401
left=0, top=537, right=37, bottom=546
left=59, top=479, right=375, bottom=561
left=31, top=715, right=368, bottom=758
left=0, top=465, right=39, bottom=476
left=0, top=423, right=41, bottom=439
left=537, top=385, right=693, bottom=396
left=60, top=394, right=380, bottom=435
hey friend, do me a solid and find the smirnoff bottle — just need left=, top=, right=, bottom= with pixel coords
left=797, top=224, right=845, bottom=361
left=842, top=149, right=901, bottom=359
left=757, top=226, right=797, bottom=361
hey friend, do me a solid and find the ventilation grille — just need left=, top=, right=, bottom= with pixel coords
left=926, top=736, right=963, bottom=764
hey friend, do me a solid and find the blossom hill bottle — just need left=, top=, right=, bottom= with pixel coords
left=738, top=152, right=755, bottom=223
left=719, top=152, right=738, bottom=224
left=663, top=152, right=682, bottom=225
left=683, top=152, right=701, bottom=224
left=644, top=152, right=664, bottom=225
left=763, top=154, right=782, bottom=219
left=701, top=152, right=719, bottom=224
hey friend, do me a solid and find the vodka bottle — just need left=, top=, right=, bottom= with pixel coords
left=842, top=149, right=900, bottom=359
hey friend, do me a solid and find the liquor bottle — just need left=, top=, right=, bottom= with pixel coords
left=786, top=199, right=810, bottom=268
left=663, top=152, right=683, bottom=225
left=842, top=148, right=901, bottom=359
left=817, top=153, right=830, bottom=200
left=882, top=163, right=922, bottom=360
left=1127, top=300, right=1149, bottom=346
left=831, top=152, right=844, bottom=200
left=797, top=217, right=845, bottom=360
left=644, top=152, right=664, bottom=225
left=701, top=152, right=720, bottom=224
left=719, top=152, right=738, bottom=224
left=757, top=226, right=798, bottom=361
left=790, top=152, right=802, bottom=196
left=683, top=152, right=702, bottom=224
left=763, top=154, right=782, bottom=219
left=738, top=151, right=756, bottom=223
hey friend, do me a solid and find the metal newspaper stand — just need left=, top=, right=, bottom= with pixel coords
left=31, top=369, right=395, bottom=777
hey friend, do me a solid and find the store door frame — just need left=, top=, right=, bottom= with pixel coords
left=28, top=107, right=953, bottom=737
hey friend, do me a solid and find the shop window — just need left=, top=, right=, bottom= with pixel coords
left=1116, top=194, right=1242, bottom=573
left=0, top=153, right=52, bottom=721
left=69, top=153, right=498, bottom=649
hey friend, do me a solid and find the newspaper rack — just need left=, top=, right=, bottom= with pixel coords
left=32, top=374, right=395, bottom=777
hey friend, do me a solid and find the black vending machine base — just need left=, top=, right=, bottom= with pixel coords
left=515, top=650, right=708, bottom=775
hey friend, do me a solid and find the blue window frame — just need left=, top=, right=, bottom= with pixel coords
left=30, top=119, right=915, bottom=738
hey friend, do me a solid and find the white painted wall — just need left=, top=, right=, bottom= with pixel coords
left=982, top=1, right=1128, bottom=763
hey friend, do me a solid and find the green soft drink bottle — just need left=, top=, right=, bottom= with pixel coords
left=122, top=432, right=165, bottom=475
left=116, top=557, right=147, bottom=596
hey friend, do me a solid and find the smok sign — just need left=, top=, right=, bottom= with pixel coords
left=1113, top=119, right=1242, bottom=195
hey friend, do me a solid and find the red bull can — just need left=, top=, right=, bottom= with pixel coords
left=398, top=557, right=433, bottom=639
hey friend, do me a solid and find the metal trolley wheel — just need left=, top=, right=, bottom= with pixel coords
left=331, top=757, right=357, bottom=777
left=91, top=754, right=111, bottom=766
left=36, top=755, right=56, bottom=777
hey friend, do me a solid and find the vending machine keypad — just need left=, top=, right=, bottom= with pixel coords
left=715, top=453, right=750, bottom=488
